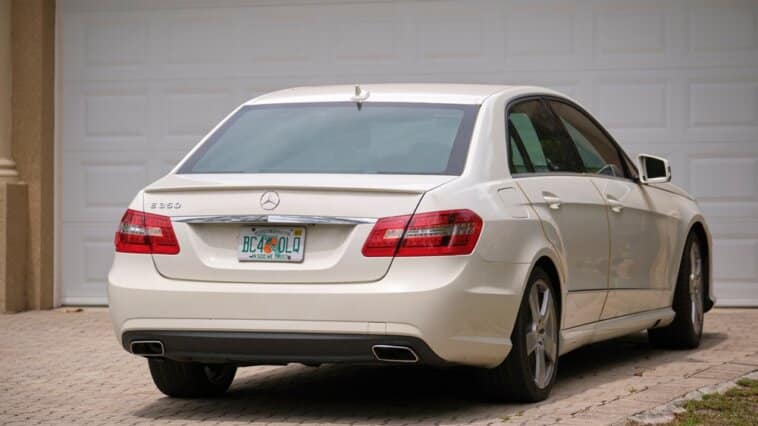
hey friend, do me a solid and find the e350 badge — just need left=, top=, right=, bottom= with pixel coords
left=149, top=202, right=182, bottom=210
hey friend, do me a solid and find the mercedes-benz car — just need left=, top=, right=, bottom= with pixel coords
left=109, top=84, right=714, bottom=402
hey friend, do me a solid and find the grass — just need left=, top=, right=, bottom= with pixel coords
left=669, top=378, right=758, bottom=426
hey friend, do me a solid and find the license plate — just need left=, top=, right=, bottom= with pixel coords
left=237, top=226, right=306, bottom=262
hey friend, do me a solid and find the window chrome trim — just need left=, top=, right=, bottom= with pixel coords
left=511, top=171, right=636, bottom=183
left=172, top=214, right=377, bottom=225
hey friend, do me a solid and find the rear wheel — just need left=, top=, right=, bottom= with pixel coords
left=476, top=267, right=559, bottom=402
left=648, top=233, right=705, bottom=349
left=148, top=358, right=236, bottom=398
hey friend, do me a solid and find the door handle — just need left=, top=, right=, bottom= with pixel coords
left=542, top=194, right=562, bottom=210
left=606, top=196, right=624, bottom=213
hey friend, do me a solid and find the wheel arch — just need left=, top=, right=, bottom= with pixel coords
left=688, top=219, right=714, bottom=312
left=524, top=250, right=565, bottom=326
left=534, top=256, right=562, bottom=316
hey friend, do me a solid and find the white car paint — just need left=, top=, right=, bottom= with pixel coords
left=109, top=84, right=714, bottom=371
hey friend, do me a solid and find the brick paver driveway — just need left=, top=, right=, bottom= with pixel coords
left=1, top=309, right=756, bottom=426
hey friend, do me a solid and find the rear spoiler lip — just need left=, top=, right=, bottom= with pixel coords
left=144, top=184, right=428, bottom=195
left=144, top=173, right=460, bottom=195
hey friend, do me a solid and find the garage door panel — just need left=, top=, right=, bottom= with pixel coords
left=690, top=157, right=758, bottom=200
left=61, top=153, right=149, bottom=224
left=242, top=6, right=330, bottom=67
left=593, top=80, right=669, bottom=129
left=84, top=12, right=149, bottom=68
left=685, top=0, right=758, bottom=68
left=688, top=81, right=758, bottom=128
left=61, top=11, right=149, bottom=79
left=684, top=73, right=758, bottom=143
left=61, top=151, right=186, bottom=225
left=62, top=82, right=151, bottom=152
left=60, top=223, right=114, bottom=305
left=406, top=0, right=504, bottom=71
left=714, top=240, right=758, bottom=281
left=83, top=91, right=149, bottom=140
left=161, top=9, right=242, bottom=66
left=327, top=3, right=406, bottom=66
left=158, top=87, right=237, bottom=151
left=592, top=1, right=668, bottom=61
left=504, top=1, right=577, bottom=61
left=716, top=283, right=758, bottom=307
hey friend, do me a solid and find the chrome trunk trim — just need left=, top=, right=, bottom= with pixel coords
left=172, top=214, right=377, bottom=225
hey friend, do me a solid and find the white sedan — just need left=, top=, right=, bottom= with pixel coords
left=109, top=84, right=714, bottom=402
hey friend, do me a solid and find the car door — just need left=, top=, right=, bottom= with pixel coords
left=507, top=98, right=610, bottom=329
left=547, top=100, right=678, bottom=319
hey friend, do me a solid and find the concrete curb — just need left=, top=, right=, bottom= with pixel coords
left=625, top=369, right=758, bottom=425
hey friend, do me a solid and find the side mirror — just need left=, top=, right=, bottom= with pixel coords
left=637, top=154, right=671, bottom=184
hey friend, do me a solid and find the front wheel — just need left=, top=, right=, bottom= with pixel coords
left=148, top=358, right=237, bottom=398
left=476, top=267, right=559, bottom=402
left=648, top=232, right=705, bottom=349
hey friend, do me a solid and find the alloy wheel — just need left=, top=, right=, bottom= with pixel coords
left=525, top=280, right=558, bottom=389
left=689, top=242, right=704, bottom=335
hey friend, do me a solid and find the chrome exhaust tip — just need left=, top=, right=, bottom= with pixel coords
left=371, top=345, right=419, bottom=363
left=130, top=340, right=165, bottom=357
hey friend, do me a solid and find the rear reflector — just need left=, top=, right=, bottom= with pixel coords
left=115, top=209, right=180, bottom=255
left=362, top=209, right=482, bottom=257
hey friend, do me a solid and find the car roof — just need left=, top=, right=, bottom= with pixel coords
left=245, top=84, right=563, bottom=105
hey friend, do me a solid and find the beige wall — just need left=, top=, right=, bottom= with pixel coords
left=0, top=0, right=55, bottom=312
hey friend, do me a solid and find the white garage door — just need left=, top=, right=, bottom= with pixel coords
left=58, top=0, right=758, bottom=306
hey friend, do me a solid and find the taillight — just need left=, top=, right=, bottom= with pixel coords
left=362, top=209, right=482, bottom=257
left=362, top=214, right=412, bottom=257
left=114, top=209, right=180, bottom=255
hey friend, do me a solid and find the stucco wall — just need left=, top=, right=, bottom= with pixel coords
left=0, top=0, right=55, bottom=311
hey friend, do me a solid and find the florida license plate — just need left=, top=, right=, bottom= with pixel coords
left=237, top=226, right=306, bottom=262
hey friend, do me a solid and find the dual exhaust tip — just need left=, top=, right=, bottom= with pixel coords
left=130, top=340, right=165, bottom=357
left=130, top=340, right=419, bottom=364
left=371, top=345, right=419, bottom=363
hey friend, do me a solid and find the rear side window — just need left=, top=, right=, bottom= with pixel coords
left=507, top=100, right=583, bottom=174
left=179, top=102, right=479, bottom=175
left=548, top=101, right=627, bottom=178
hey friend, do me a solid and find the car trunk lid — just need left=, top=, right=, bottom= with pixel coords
left=144, top=173, right=453, bottom=283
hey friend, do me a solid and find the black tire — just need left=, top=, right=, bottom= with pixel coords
left=476, top=267, right=559, bottom=402
left=148, top=358, right=237, bottom=398
left=648, top=232, right=705, bottom=349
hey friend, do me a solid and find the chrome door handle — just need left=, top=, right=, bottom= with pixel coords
left=542, top=194, right=562, bottom=210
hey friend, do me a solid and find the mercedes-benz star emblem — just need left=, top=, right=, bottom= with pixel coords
left=260, top=191, right=280, bottom=211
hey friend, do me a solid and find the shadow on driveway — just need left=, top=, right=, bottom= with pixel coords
left=132, top=331, right=728, bottom=423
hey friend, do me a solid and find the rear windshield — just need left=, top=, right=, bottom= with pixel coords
left=178, top=102, right=479, bottom=175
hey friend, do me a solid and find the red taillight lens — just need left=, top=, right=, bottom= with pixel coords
left=362, top=209, right=482, bottom=257
left=362, top=214, right=412, bottom=257
left=114, top=209, right=180, bottom=255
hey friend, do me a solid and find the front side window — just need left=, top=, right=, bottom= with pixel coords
left=548, top=101, right=626, bottom=178
left=507, top=100, right=583, bottom=174
left=179, top=102, right=478, bottom=175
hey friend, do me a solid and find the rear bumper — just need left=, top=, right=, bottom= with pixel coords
left=122, top=330, right=449, bottom=366
left=108, top=253, right=529, bottom=368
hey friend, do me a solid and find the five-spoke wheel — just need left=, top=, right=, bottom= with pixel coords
left=476, top=266, right=559, bottom=402
left=526, top=280, right=558, bottom=389
left=649, top=232, right=706, bottom=349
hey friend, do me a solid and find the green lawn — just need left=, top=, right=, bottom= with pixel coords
left=669, top=378, right=758, bottom=426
